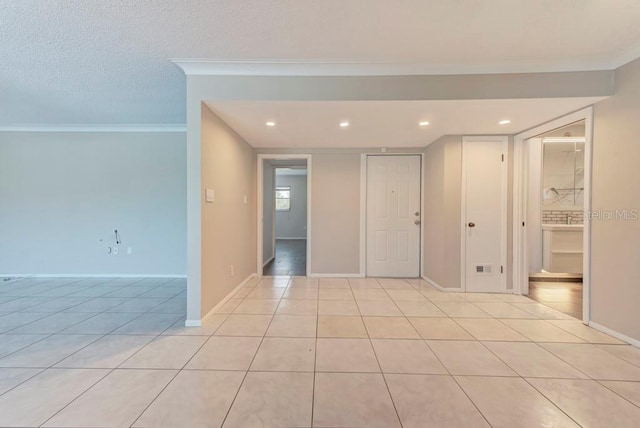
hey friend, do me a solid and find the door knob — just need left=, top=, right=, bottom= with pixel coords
left=468, top=222, right=475, bottom=228
left=415, top=211, right=420, bottom=216
left=414, top=220, right=421, bottom=225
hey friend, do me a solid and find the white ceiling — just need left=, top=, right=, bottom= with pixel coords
left=1, top=1, right=640, bottom=126
left=206, top=99, right=605, bottom=148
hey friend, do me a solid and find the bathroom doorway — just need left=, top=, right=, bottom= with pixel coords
left=513, top=108, right=593, bottom=322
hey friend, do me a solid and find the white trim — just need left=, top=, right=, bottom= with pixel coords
left=589, top=322, right=640, bottom=348
left=0, top=124, right=186, bottom=133
left=274, top=237, right=307, bottom=240
left=262, top=256, right=275, bottom=268
left=186, top=273, right=257, bottom=327
left=512, top=107, right=593, bottom=324
left=308, top=273, right=365, bottom=278
left=461, top=136, right=509, bottom=293
left=1, top=274, right=186, bottom=278
left=422, top=276, right=463, bottom=293
left=171, top=59, right=618, bottom=76
left=257, top=154, right=312, bottom=278
left=361, top=153, right=424, bottom=278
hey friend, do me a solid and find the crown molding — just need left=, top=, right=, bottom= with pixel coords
left=0, top=124, right=186, bottom=133
left=170, top=58, right=619, bottom=77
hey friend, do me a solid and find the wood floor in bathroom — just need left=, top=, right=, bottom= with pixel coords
left=528, top=281, right=583, bottom=319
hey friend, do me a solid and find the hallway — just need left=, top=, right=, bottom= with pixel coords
left=263, top=239, right=307, bottom=276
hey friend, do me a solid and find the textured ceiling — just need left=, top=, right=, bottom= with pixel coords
left=206, top=99, right=604, bottom=148
left=1, top=1, right=640, bottom=126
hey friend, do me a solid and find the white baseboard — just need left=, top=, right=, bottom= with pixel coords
left=1, top=273, right=186, bottom=278
left=185, top=273, right=257, bottom=327
left=589, top=321, right=640, bottom=348
left=308, top=273, right=365, bottom=278
left=422, top=275, right=463, bottom=293
left=276, top=237, right=307, bottom=240
left=262, top=256, right=275, bottom=268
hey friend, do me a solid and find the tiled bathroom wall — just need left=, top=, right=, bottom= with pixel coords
left=542, top=210, right=584, bottom=224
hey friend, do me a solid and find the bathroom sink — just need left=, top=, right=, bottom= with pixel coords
left=542, top=224, right=583, bottom=231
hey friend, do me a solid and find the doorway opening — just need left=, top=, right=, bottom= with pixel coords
left=513, top=108, right=593, bottom=322
left=258, top=155, right=311, bottom=277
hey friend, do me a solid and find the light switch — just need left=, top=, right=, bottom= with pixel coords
left=205, top=189, right=215, bottom=203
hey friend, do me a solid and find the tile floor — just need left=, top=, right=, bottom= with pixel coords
left=0, top=276, right=639, bottom=427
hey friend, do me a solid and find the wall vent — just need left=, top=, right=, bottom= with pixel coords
left=475, top=264, right=493, bottom=275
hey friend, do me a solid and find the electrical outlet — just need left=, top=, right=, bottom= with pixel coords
left=107, top=247, right=112, bottom=254
left=113, top=247, right=119, bottom=255
left=229, top=265, right=234, bottom=277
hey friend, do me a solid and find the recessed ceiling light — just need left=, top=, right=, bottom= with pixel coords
left=419, top=121, right=430, bottom=126
left=339, top=121, right=350, bottom=128
left=499, top=119, right=511, bottom=125
left=265, top=121, right=276, bottom=127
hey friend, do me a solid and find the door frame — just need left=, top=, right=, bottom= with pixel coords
left=461, top=136, right=509, bottom=293
left=513, top=107, right=593, bottom=324
left=257, top=154, right=312, bottom=277
left=360, top=153, right=424, bottom=277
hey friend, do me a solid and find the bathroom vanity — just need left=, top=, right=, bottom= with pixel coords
left=542, top=224, right=583, bottom=273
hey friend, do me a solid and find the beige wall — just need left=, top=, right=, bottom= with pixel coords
left=201, top=105, right=257, bottom=317
left=423, top=136, right=463, bottom=288
left=310, top=154, right=361, bottom=274
left=592, top=56, right=640, bottom=341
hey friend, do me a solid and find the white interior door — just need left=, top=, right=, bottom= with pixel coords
left=366, top=155, right=421, bottom=277
left=463, top=137, right=507, bottom=293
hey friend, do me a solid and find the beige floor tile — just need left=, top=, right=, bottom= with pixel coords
left=483, top=341, right=588, bottom=379
left=216, top=298, right=243, bottom=314
left=162, top=314, right=227, bottom=336
left=0, top=334, right=100, bottom=368
left=245, top=287, right=285, bottom=299
left=0, top=368, right=109, bottom=427
left=318, top=288, right=354, bottom=300
left=9, top=312, right=95, bottom=334
left=62, top=312, right=141, bottom=335
left=282, top=287, right=318, bottom=300
left=288, top=278, right=318, bottom=288
left=463, top=292, right=508, bottom=302
left=386, top=289, right=427, bottom=301
left=547, top=320, right=625, bottom=344
left=425, top=292, right=467, bottom=301
left=250, top=337, right=315, bottom=372
left=265, top=315, right=317, bottom=337
left=599, top=344, right=640, bottom=367
left=313, top=372, right=401, bottom=427
left=0, top=368, right=42, bottom=395
left=120, top=335, right=207, bottom=369
left=43, top=369, right=176, bottom=428
left=511, top=303, right=574, bottom=320
left=542, top=343, right=640, bottom=380
left=409, top=318, right=474, bottom=340
left=348, top=278, right=382, bottom=289
left=315, top=338, right=380, bottom=372
left=185, top=336, right=261, bottom=370
left=372, top=339, right=447, bottom=374
left=232, top=299, right=280, bottom=315
left=357, top=299, right=403, bottom=316
left=364, top=316, right=420, bottom=338
left=214, top=314, right=272, bottom=336
left=134, top=370, right=244, bottom=428
left=318, top=278, right=350, bottom=289
left=56, top=335, right=155, bottom=369
left=111, top=313, right=183, bottom=335
left=352, top=288, right=390, bottom=300
left=224, top=371, right=313, bottom=428
left=386, top=374, right=489, bottom=428
left=318, top=299, right=360, bottom=315
left=529, top=378, right=640, bottom=428
left=394, top=300, right=446, bottom=317
left=500, top=294, right=535, bottom=303
left=318, top=316, right=368, bottom=338
left=457, top=376, right=578, bottom=427
left=601, top=380, right=640, bottom=407
left=427, top=341, right=517, bottom=376
left=256, top=278, right=290, bottom=288
left=472, top=302, right=538, bottom=319
left=499, top=319, right=585, bottom=342
left=454, top=318, right=529, bottom=341
left=434, top=301, right=491, bottom=318
left=276, top=299, right=317, bottom=315
left=377, top=278, right=413, bottom=290
left=232, top=287, right=252, bottom=298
